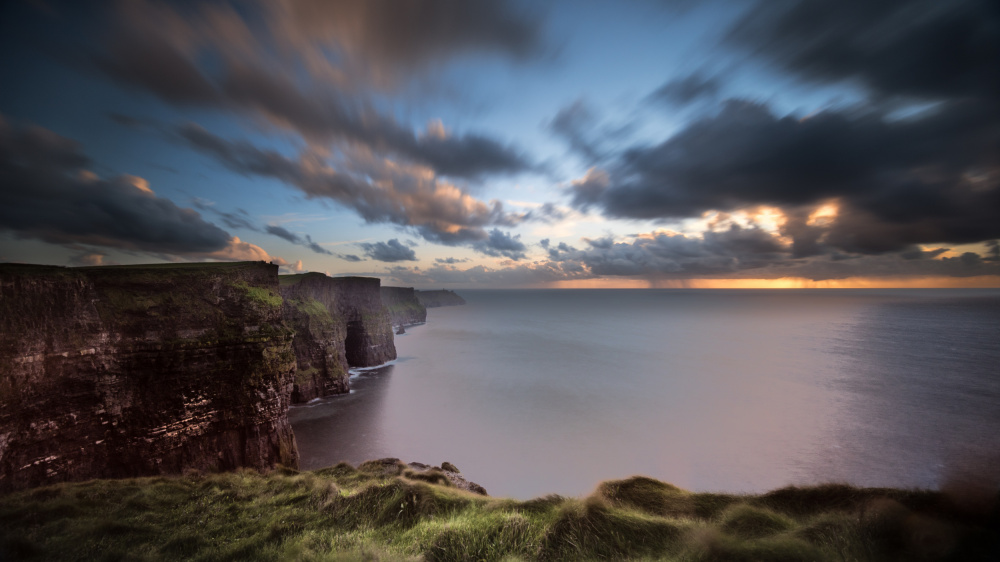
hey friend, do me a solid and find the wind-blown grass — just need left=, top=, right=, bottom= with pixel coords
left=1, top=465, right=997, bottom=561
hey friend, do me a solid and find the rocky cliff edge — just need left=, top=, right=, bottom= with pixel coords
left=279, top=273, right=396, bottom=403
left=0, top=261, right=298, bottom=493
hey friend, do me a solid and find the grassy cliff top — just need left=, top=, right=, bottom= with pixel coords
left=279, top=273, right=381, bottom=287
left=1, top=464, right=996, bottom=561
left=0, top=261, right=275, bottom=280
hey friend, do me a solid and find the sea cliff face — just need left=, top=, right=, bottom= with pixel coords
left=380, top=286, right=427, bottom=327
left=415, top=289, right=466, bottom=308
left=0, top=262, right=298, bottom=493
left=279, top=274, right=396, bottom=403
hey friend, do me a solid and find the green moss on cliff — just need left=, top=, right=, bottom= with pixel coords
left=231, top=280, right=283, bottom=309
left=291, top=297, right=335, bottom=325
left=2, top=470, right=996, bottom=561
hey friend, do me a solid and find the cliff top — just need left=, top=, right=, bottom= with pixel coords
left=279, top=273, right=381, bottom=287
left=0, top=260, right=274, bottom=278
left=415, top=289, right=467, bottom=307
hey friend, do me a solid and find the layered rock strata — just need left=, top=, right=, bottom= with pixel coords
left=380, top=286, right=427, bottom=327
left=279, top=274, right=396, bottom=403
left=0, top=262, right=298, bottom=493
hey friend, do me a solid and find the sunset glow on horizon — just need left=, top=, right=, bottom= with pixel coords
left=549, top=276, right=1000, bottom=290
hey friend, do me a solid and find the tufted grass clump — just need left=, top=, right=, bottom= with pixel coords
left=1, top=467, right=997, bottom=561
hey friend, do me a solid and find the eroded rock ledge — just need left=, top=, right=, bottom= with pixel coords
left=279, top=273, right=396, bottom=404
left=0, top=262, right=298, bottom=493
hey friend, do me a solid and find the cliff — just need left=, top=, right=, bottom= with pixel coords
left=0, top=262, right=298, bottom=493
left=380, top=286, right=427, bottom=326
left=415, top=289, right=467, bottom=308
left=279, top=274, right=395, bottom=403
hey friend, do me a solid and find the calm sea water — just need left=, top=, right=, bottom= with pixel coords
left=288, top=289, right=1000, bottom=499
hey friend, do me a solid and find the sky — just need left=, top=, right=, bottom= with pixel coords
left=1, top=0, right=998, bottom=288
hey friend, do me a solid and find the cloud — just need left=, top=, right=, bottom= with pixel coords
left=472, top=228, right=528, bottom=261
left=261, top=224, right=333, bottom=255
left=68, top=251, right=109, bottom=267
left=360, top=238, right=417, bottom=262
left=395, top=227, right=999, bottom=286
left=986, top=240, right=1000, bottom=262
left=728, top=0, right=999, bottom=102
left=386, top=260, right=592, bottom=288
left=176, top=123, right=530, bottom=250
left=561, top=0, right=999, bottom=270
left=571, top=99, right=1000, bottom=254
left=191, top=199, right=260, bottom=231
left=93, top=0, right=535, bottom=179
left=268, top=0, right=542, bottom=86
left=0, top=117, right=234, bottom=255
left=435, top=257, right=469, bottom=264
left=548, top=99, right=603, bottom=162
left=649, top=73, right=721, bottom=106
left=265, top=224, right=300, bottom=244
left=339, top=254, right=363, bottom=262
left=206, top=236, right=278, bottom=262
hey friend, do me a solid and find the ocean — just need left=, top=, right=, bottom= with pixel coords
left=288, top=289, right=1000, bottom=500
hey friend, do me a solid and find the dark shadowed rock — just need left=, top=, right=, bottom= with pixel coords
left=0, top=261, right=298, bottom=493
left=280, top=274, right=396, bottom=403
left=380, top=286, right=427, bottom=326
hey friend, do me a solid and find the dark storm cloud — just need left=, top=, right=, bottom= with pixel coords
left=567, top=0, right=1000, bottom=269
left=265, top=224, right=300, bottom=244
left=191, top=198, right=333, bottom=255
left=192, top=201, right=259, bottom=232
left=900, top=246, right=949, bottom=260
left=435, top=257, right=469, bottom=264
left=572, top=98, right=1000, bottom=254
left=92, top=0, right=534, bottom=179
left=471, top=229, right=528, bottom=261
left=545, top=226, right=789, bottom=277
left=275, top=0, right=542, bottom=73
left=96, top=31, right=221, bottom=106
left=0, top=118, right=231, bottom=255
left=548, top=100, right=603, bottom=161
left=304, top=235, right=332, bottom=256
left=986, top=240, right=1000, bottom=262
left=175, top=123, right=529, bottom=249
left=386, top=260, right=592, bottom=287
left=649, top=73, right=721, bottom=106
left=729, top=0, right=1000, bottom=101
left=359, top=239, right=417, bottom=262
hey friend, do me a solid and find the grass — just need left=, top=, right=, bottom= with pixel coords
left=231, top=281, right=283, bottom=309
left=289, top=297, right=335, bottom=325
left=1, top=467, right=997, bottom=561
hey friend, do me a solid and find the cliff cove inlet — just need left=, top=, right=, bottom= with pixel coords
left=289, top=289, right=1000, bottom=500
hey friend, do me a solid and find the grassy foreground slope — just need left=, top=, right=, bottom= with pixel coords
left=1, top=460, right=996, bottom=561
